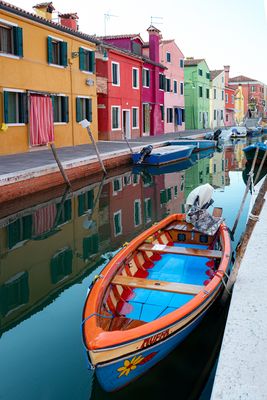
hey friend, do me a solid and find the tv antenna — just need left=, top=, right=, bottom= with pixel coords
left=150, top=16, right=163, bottom=26
left=104, top=11, right=118, bottom=36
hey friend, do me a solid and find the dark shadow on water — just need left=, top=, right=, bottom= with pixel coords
left=90, top=297, right=231, bottom=400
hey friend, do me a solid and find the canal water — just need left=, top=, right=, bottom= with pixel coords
left=0, top=135, right=266, bottom=400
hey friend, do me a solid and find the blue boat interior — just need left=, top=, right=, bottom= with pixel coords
left=124, top=244, right=209, bottom=323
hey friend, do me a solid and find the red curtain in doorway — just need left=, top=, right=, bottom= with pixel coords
left=30, top=95, right=54, bottom=146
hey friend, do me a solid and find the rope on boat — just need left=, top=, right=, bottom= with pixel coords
left=248, top=213, right=260, bottom=222
left=214, top=269, right=231, bottom=294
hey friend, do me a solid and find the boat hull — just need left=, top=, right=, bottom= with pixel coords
left=132, top=145, right=194, bottom=165
left=167, top=140, right=216, bottom=152
left=91, top=285, right=222, bottom=392
left=243, top=143, right=267, bottom=162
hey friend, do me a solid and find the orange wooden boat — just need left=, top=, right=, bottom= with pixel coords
left=82, top=209, right=231, bottom=392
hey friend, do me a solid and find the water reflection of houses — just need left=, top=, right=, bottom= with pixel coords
left=209, top=151, right=226, bottom=189
left=184, top=157, right=212, bottom=201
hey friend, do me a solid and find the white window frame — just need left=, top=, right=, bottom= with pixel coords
left=111, top=61, right=120, bottom=86
left=166, top=51, right=171, bottom=63
left=111, top=105, right=121, bottom=130
left=0, top=18, right=20, bottom=60
left=166, top=78, right=171, bottom=93
left=179, top=59, right=184, bottom=68
left=132, top=67, right=139, bottom=89
left=3, top=88, right=26, bottom=126
left=132, top=107, right=139, bottom=129
left=113, top=210, right=122, bottom=236
left=142, top=68, right=150, bottom=88
left=112, top=177, right=123, bottom=194
left=134, top=199, right=142, bottom=227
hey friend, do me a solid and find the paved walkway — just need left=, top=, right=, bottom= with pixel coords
left=210, top=192, right=267, bottom=399
left=0, top=130, right=208, bottom=185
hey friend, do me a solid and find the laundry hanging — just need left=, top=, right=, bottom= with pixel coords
left=30, top=95, right=54, bottom=146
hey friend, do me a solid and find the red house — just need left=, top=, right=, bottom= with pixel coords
left=224, top=66, right=235, bottom=126
left=96, top=43, right=143, bottom=140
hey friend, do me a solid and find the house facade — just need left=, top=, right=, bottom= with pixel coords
left=234, top=85, right=245, bottom=124
left=96, top=44, right=143, bottom=140
left=184, top=59, right=210, bottom=130
left=224, top=65, right=235, bottom=126
left=209, top=69, right=225, bottom=129
left=159, top=39, right=185, bottom=133
left=0, top=1, right=99, bottom=155
left=228, top=75, right=265, bottom=117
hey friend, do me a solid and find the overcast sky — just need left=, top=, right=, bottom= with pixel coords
left=9, top=0, right=267, bottom=84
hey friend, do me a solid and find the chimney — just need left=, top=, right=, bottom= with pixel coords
left=33, top=2, right=55, bottom=20
left=59, top=13, right=79, bottom=31
left=147, top=25, right=161, bottom=63
left=224, top=65, right=230, bottom=86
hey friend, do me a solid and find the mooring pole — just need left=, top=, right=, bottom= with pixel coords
left=123, top=128, right=133, bottom=154
left=50, top=143, right=71, bottom=188
left=80, top=119, right=107, bottom=175
left=254, top=149, right=267, bottom=185
left=231, top=146, right=259, bottom=237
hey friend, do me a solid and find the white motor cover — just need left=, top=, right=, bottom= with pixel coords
left=185, top=183, right=214, bottom=212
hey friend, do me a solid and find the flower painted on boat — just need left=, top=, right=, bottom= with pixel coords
left=117, top=352, right=158, bottom=378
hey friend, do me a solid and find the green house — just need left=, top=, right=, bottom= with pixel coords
left=184, top=59, right=210, bottom=129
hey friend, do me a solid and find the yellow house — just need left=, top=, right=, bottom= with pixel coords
left=234, top=84, right=245, bottom=124
left=0, top=1, right=99, bottom=155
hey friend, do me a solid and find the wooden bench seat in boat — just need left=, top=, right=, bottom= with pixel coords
left=138, top=243, right=222, bottom=259
left=112, top=275, right=203, bottom=295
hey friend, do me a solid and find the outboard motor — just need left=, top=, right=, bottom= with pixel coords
left=137, top=145, right=153, bottom=164
left=213, top=129, right=222, bottom=141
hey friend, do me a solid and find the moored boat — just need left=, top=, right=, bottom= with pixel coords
left=243, top=141, right=267, bottom=164
left=82, top=185, right=231, bottom=392
left=132, top=145, right=194, bottom=165
left=167, top=139, right=216, bottom=151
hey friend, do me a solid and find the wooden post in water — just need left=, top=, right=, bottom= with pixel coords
left=50, top=143, right=71, bottom=188
left=231, top=146, right=259, bottom=237
left=80, top=119, right=107, bottom=175
left=221, top=173, right=267, bottom=304
left=123, top=128, right=133, bottom=154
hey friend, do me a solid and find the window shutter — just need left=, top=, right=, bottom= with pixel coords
left=87, top=99, right=92, bottom=122
left=60, top=41, right=68, bottom=67
left=3, top=92, right=9, bottom=123
left=134, top=202, right=140, bottom=225
left=22, top=93, right=28, bottom=124
left=47, top=37, right=53, bottom=63
left=78, top=194, right=85, bottom=216
left=147, top=70, right=150, bottom=87
left=79, top=47, right=85, bottom=71
left=13, top=27, right=23, bottom=57
left=163, top=75, right=166, bottom=91
left=62, top=96, right=69, bottom=123
left=90, top=51, right=95, bottom=73
left=76, top=98, right=81, bottom=122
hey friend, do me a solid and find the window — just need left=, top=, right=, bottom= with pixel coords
left=83, top=234, right=99, bottom=260
left=251, top=86, right=255, bottom=92
left=111, top=106, right=120, bottom=130
left=113, top=178, right=122, bottom=193
left=0, top=272, right=29, bottom=316
left=56, top=199, right=72, bottom=225
left=113, top=210, right=122, bottom=236
left=132, top=107, right=138, bottom=128
left=167, top=108, right=173, bottom=123
left=180, top=59, right=184, bottom=68
left=180, top=82, right=184, bottom=95
left=214, top=88, right=216, bottom=99
left=132, top=68, right=139, bottom=88
left=7, top=215, right=32, bottom=249
left=78, top=189, right=94, bottom=216
left=142, top=68, right=150, bottom=87
left=47, top=36, right=67, bottom=66
left=221, top=110, right=224, bottom=120
left=159, top=73, right=166, bottom=90
left=0, top=21, right=23, bottom=57
left=222, top=90, right=224, bottom=100
left=3, top=90, right=27, bottom=124
left=198, top=69, right=203, bottom=76
left=79, top=47, right=95, bottom=73
left=199, top=86, right=203, bottom=97
left=144, top=198, right=152, bottom=223
left=206, top=88, right=209, bottom=99
left=52, top=95, right=69, bottom=123
left=112, top=62, right=120, bottom=85
left=214, top=110, right=217, bottom=120
left=173, top=80, right=177, bottom=94
left=160, top=105, right=164, bottom=121
left=166, top=52, right=171, bottom=62
left=76, top=97, right=92, bottom=122
left=226, top=114, right=229, bottom=122
left=206, top=72, right=210, bottom=79
left=231, top=95, right=234, bottom=104
left=174, top=186, right=178, bottom=198
left=134, top=199, right=141, bottom=226
left=166, top=78, right=171, bottom=92
left=50, top=247, right=73, bottom=284
left=225, top=93, right=228, bottom=103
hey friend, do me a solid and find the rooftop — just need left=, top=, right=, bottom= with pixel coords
left=229, top=75, right=257, bottom=83
left=210, top=69, right=224, bottom=80
left=184, top=58, right=205, bottom=66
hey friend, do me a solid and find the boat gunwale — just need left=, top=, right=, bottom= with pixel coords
left=82, top=213, right=231, bottom=351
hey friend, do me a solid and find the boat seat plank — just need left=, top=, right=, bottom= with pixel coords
left=112, top=275, right=203, bottom=295
left=138, top=243, right=222, bottom=259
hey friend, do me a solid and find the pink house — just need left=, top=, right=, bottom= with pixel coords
left=143, top=38, right=185, bottom=133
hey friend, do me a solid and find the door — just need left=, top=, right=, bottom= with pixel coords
left=143, top=103, right=150, bottom=135
left=122, top=110, right=131, bottom=139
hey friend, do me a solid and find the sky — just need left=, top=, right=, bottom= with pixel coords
left=8, top=0, right=267, bottom=84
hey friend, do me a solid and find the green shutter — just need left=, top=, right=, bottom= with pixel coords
left=62, top=96, right=69, bottom=123
left=22, top=93, right=28, bottom=123
left=47, top=37, right=53, bottom=63
left=78, top=194, right=85, bottom=216
left=147, top=70, right=150, bottom=87
left=79, top=47, right=85, bottom=71
left=134, top=202, right=140, bottom=225
left=60, top=41, right=68, bottom=67
left=88, top=99, right=92, bottom=122
left=89, top=51, right=95, bottom=73
left=13, top=26, right=23, bottom=57
left=3, top=91, right=9, bottom=123
left=163, top=75, right=166, bottom=91
left=76, top=97, right=81, bottom=122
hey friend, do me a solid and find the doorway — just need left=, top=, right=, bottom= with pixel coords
left=122, top=110, right=131, bottom=139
